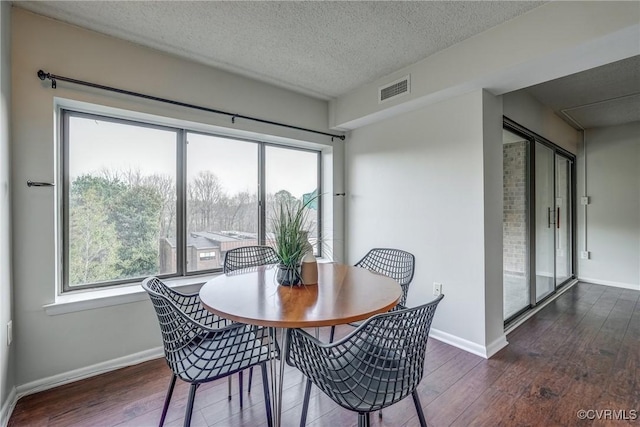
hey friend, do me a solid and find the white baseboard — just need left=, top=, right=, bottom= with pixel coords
left=485, top=335, right=509, bottom=358
left=15, top=347, right=163, bottom=400
left=578, top=277, right=639, bottom=291
left=429, top=329, right=508, bottom=359
left=1, top=387, right=17, bottom=427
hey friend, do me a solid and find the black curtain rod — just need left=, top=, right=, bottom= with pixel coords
left=37, top=69, right=345, bottom=141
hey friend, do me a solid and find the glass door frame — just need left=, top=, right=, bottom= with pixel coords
left=533, top=141, right=556, bottom=303
left=554, top=154, right=574, bottom=287
left=503, top=117, right=577, bottom=324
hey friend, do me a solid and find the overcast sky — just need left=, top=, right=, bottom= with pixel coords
left=68, top=116, right=318, bottom=199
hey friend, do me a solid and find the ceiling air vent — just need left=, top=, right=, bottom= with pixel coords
left=379, top=75, right=410, bottom=103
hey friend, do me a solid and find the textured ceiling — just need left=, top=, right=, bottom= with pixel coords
left=15, top=1, right=637, bottom=129
left=525, top=56, right=640, bottom=130
left=15, top=0, right=545, bottom=100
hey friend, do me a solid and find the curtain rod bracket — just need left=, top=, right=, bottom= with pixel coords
left=38, top=69, right=57, bottom=89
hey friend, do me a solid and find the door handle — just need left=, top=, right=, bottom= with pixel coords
left=27, top=180, right=55, bottom=187
left=557, top=207, right=560, bottom=229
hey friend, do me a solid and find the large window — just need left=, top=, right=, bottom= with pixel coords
left=62, top=110, right=321, bottom=291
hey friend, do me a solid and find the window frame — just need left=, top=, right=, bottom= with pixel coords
left=61, top=108, right=322, bottom=292
left=261, top=141, right=323, bottom=252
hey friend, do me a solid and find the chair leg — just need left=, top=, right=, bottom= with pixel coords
left=248, top=367, right=253, bottom=393
left=300, top=379, right=312, bottom=427
left=261, top=363, right=273, bottom=427
left=412, top=390, right=427, bottom=427
left=357, top=412, right=370, bottom=427
left=329, top=325, right=335, bottom=343
left=159, top=374, right=177, bottom=427
left=184, top=383, right=198, bottom=427
left=227, top=376, right=232, bottom=401
left=239, top=371, right=244, bottom=408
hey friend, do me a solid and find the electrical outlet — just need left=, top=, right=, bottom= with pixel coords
left=580, top=251, right=590, bottom=260
left=7, top=320, right=12, bottom=346
left=433, top=282, right=442, bottom=296
left=580, top=196, right=590, bottom=205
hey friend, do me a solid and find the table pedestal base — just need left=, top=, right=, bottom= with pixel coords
left=268, top=327, right=289, bottom=427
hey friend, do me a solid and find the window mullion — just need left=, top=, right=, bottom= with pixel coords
left=316, top=152, right=322, bottom=258
left=177, top=129, right=188, bottom=275
left=258, top=143, right=266, bottom=245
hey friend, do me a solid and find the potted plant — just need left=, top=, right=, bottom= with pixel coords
left=272, top=194, right=316, bottom=286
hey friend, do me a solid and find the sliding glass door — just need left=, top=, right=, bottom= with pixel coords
left=534, top=142, right=555, bottom=302
left=503, top=120, right=575, bottom=324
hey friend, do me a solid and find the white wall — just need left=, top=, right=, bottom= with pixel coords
left=481, top=90, right=505, bottom=352
left=578, top=122, right=640, bottom=289
left=346, top=90, right=506, bottom=357
left=11, top=8, right=343, bottom=388
left=0, top=1, right=15, bottom=422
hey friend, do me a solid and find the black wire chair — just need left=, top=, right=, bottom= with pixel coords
left=223, top=245, right=280, bottom=273
left=329, top=248, right=416, bottom=342
left=355, top=248, right=415, bottom=307
left=142, top=277, right=273, bottom=427
left=287, top=294, right=443, bottom=427
left=222, top=245, right=280, bottom=399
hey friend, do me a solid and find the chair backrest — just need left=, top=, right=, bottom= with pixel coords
left=142, top=277, right=210, bottom=375
left=287, top=294, right=443, bottom=413
left=142, top=276, right=259, bottom=382
left=141, top=276, right=216, bottom=324
left=355, top=248, right=415, bottom=306
left=223, top=245, right=280, bottom=273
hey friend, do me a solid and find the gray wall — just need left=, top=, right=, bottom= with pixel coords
left=0, top=0, right=15, bottom=421
left=11, top=8, right=342, bottom=389
left=578, top=122, right=640, bottom=288
left=345, top=89, right=506, bottom=357
left=503, top=90, right=580, bottom=155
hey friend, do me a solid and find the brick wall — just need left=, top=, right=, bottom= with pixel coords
left=503, top=142, right=527, bottom=275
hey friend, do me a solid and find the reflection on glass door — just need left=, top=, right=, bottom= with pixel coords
left=535, top=142, right=555, bottom=302
left=555, top=155, right=573, bottom=285
left=503, top=129, right=530, bottom=320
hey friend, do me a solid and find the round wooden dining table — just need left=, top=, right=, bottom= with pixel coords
left=199, top=262, right=401, bottom=427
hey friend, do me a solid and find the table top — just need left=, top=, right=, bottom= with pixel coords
left=199, top=262, right=402, bottom=328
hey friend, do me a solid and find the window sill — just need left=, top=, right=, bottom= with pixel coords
left=43, top=274, right=221, bottom=316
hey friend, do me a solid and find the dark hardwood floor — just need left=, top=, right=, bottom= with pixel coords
left=9, top=282, right=639, bottom=426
